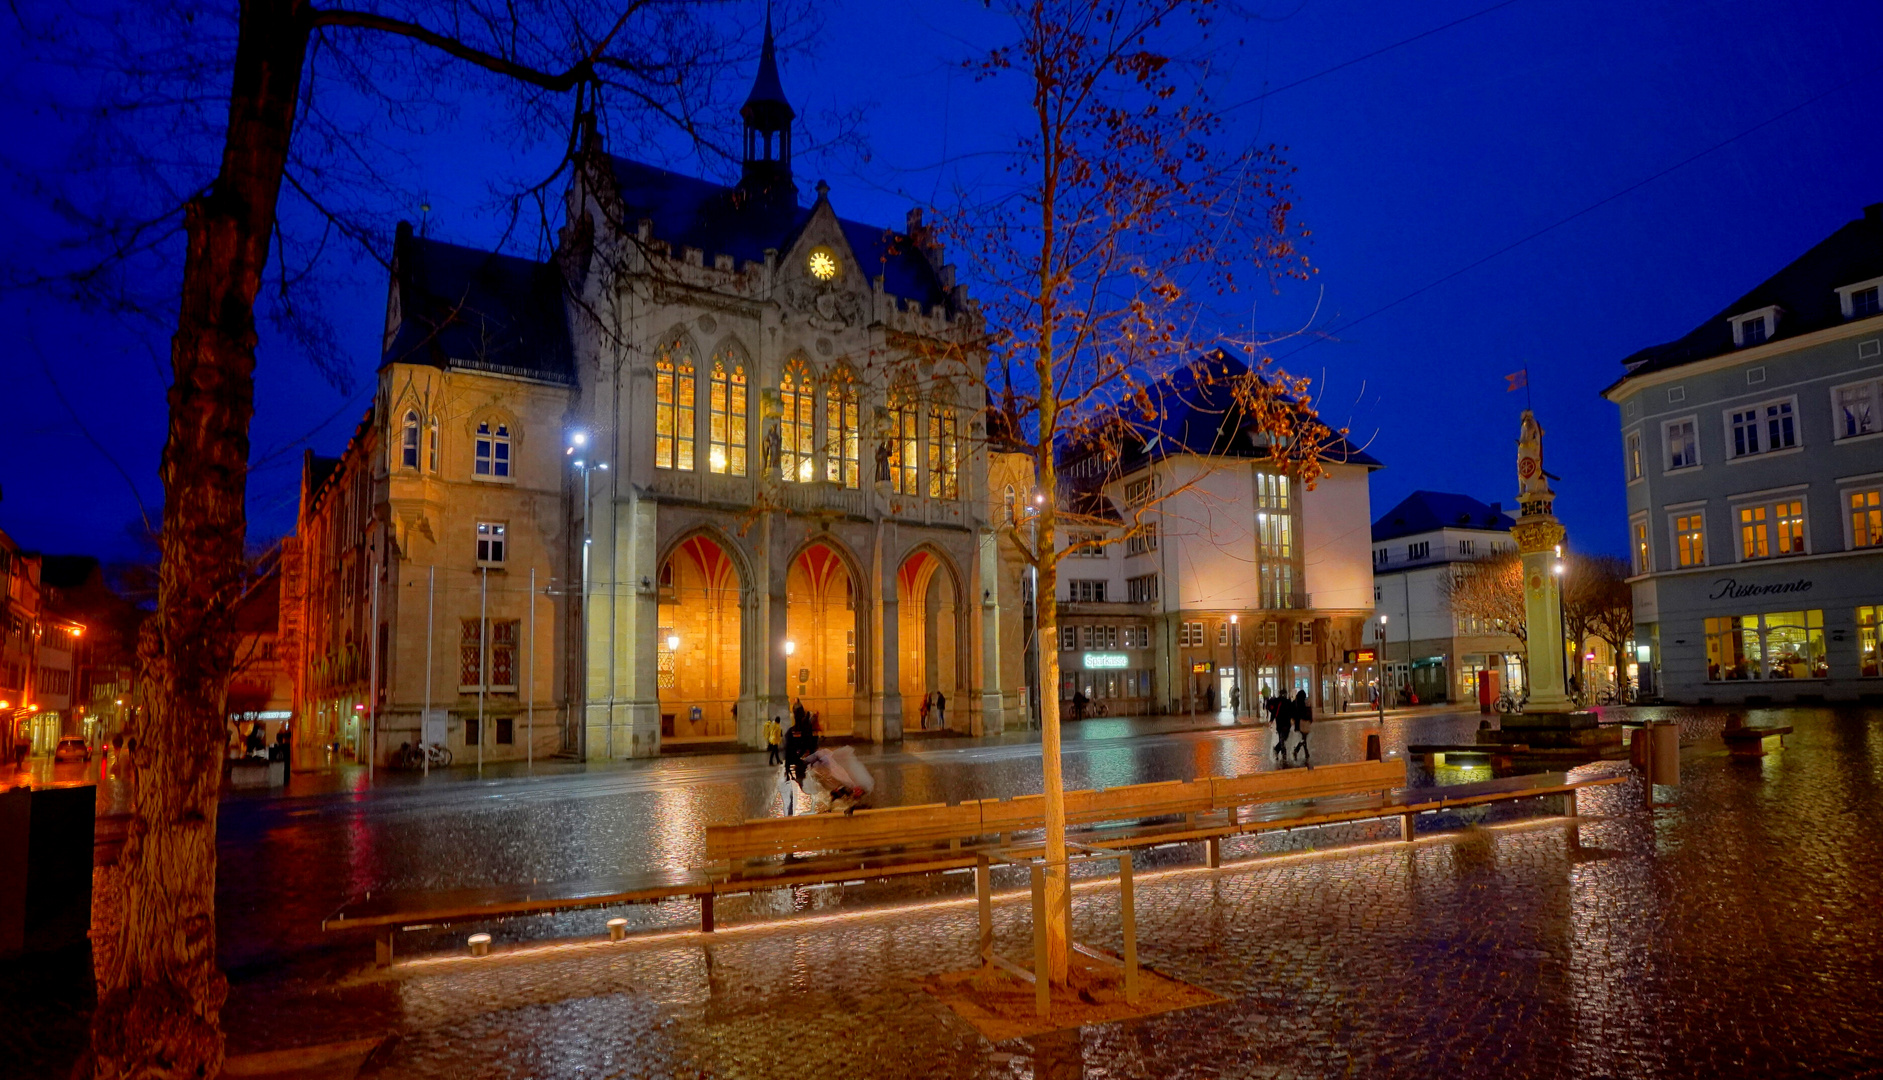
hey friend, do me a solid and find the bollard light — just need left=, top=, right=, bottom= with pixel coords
left=468, top=932, right=491, bottom=957
left=607, top=917, right=628, bottom=942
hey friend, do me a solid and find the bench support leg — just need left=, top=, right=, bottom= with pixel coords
left=1565, top=789, right=1579, bottom=818
left=1399, top=812, right=1415, bottom=843
left=1204, top=836, right=1221, bottom=869
left=701, top=893, right=715, bottom=934
left=375, top=932, right=393, bottom=969
left=976, top=856, right=993, bottom=965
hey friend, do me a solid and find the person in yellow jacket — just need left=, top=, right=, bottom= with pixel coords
left=764, top=716, right=783, bottom=766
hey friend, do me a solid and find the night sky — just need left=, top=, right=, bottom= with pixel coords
left=4, top=0, right=1881, bottom=564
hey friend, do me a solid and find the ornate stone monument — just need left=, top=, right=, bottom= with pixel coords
left=1482, top=410, right=1620, bottom=750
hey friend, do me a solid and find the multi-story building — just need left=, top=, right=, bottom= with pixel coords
left=1046, top=353, right=1380, bottom=717
left=1606, top=203, right=1883, bottom=703
left=1, top=530, right=45, bottom=761
left=285, top=26, right=1012, bottom=765
left=1367, top=491, right=1521, bottom=705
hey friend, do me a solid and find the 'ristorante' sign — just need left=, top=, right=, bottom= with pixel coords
left=1709, top=577, right=1813, bottom=601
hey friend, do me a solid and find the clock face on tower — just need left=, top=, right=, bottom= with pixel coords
left=807, top=248, right=838, bottom=281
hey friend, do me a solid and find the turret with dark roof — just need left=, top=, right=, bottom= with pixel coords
left=739, top=14, right=796, bottom=206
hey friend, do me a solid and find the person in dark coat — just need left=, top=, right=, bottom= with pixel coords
left=1290, top=690, right=1312, bottom=761
left=1270, top=695, right=1292, bottom=761
left=934, top=691, right=947, bottom=730
left=783, top=715, right=818, bottom=787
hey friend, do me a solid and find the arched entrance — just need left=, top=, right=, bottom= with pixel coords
left=898, top=548, right=965, bottom=730
left=785, top=541, right=860, bottom=737
left=658, top=534, right=743, bottom=743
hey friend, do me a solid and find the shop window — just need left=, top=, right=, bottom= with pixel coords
left=1704, top=610, right=1825, bottom=681
left=1859, top=607, right=1881, bottom=677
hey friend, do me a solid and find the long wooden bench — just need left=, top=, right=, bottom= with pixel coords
left=327, top=760, right=1626, bottom=963
left=1722, top=723, right=1792, bottom=758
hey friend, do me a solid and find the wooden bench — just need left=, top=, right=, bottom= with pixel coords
left=322, top=868, right=712, bottom=966
left=327, top=760, right=1627, bottom=964
left=1722, top=723, right=1792, bottom=758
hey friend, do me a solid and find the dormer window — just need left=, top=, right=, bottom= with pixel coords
left=1731, top=306, right=1779, bottom=348
left=1837, top=277, right=1883, bottom=320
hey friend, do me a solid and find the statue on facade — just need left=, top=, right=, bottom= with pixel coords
left=763, top=419, right=782, bottom=477
left=874, top=441, right=893, bottom=484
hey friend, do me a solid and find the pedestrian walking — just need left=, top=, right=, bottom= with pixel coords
left=1229, top=685, right=1241, bottom=717
left=1071, top=688, right=1088, bottom=722
left=783, top=714, right=817, bottom=787
left=934, top=690, right=947, bottom=730
left=1205, top=685, right=1217, bottom=714
left=1291, top=689, right=1313, bottom=762
left=764, top=715, right=783, bottom=765
left=919, top=693, right=932, bottom=731
left=1268, top=694, right=1290, bottom=761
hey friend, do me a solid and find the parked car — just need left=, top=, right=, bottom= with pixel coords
left=53, top=736, right=91, bottom=763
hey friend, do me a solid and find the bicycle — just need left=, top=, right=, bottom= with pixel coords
left=1595, top=683, right=1635, bottom=706
left=1493, top=690, right=1528, bottom=714
left=396, top=742, right=452, bottom=769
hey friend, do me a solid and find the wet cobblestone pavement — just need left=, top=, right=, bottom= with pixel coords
left=197, top=706, right=1883, bottom=1078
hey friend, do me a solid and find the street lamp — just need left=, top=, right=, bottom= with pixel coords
left=1553, top=558, right=1570, bottom=701
left=1228, top=614, right=1240, bottom=716
left=783, top=640, right=796, bottom=656
left=1377, top=614, right=1389, bottom=721
left=666, top=634, right=680, bottom=653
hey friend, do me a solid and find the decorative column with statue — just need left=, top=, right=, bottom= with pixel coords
left=1481, top=409, right=1621, bottom=751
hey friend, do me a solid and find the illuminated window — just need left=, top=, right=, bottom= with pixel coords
left=656, top=343, right=695, bottom=471
left=1775, top=500, right=1806, bottom=555
left=1859, top=607, right=1881, bottom=677
left=474, top=422, right=510, bottom=478
left=779, top=357, right=816, bottom=482
left=1739, top=506, right=1769, bottom=560
left=401, top=410, right=421, bottom=469
left=1625, top=431, right=1643, bottom=481
left=825, top=368, right=859, bottom=488
left=1851, top=489, right=1883, bottom=548
left=1633, top=518, right=1651, bottom=573
left=890, top=383, right=920, bottom=495
left=1705, top=611, right=1824, bottom=681
left=708, top=353, right=747, bottom=476
left=927, top=407, right=959, bottom=499
left=1675, top=513, right=1705, bottom=567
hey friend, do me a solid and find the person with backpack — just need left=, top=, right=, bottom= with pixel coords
left=763, top=715, right=783, bottom=765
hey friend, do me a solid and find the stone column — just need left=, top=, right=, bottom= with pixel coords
left=1515, top=516, right=1572, bottom=714
left=975, top=529, right=1004, bottom=736
left=870, top=518, right=903, bottom=742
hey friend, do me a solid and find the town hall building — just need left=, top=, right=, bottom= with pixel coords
left=283, top=25, right=1019, bottom=765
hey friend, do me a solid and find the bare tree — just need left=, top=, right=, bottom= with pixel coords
left=1565, top=553, right=1634, bottom=691
left=942, top=0, right=1320, bottom=984
left=1440, top=549, right=1528, bottom=682
left=12, top=2, right=765, bottom=1074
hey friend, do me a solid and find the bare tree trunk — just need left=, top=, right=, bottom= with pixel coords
left=91, top=2, right=310, bottom=1076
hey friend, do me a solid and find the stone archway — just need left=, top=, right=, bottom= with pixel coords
left=897, top=547, right=966, bottom=730
left=785, top=540, right=863, bottom=737
left=657, top=533, right=743, bottom=742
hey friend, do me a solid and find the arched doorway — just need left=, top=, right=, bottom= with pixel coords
left=785, top=541, right=860, bottom=737
left=658, top=534, right=743, bottom=743
left=898, top=548, right=965, bottom=730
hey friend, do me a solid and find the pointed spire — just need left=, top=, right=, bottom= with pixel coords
left=738, top=6, right=796, bottom=206
left=741, top=9, right=795, bottom=128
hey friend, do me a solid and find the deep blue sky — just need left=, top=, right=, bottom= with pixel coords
left=4, top=0, right=1881, bottom=563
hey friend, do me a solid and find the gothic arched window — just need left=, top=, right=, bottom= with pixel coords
left=889, top=381, right=920, bottom=495
left=780, top=357, right=816, bottom=483
left=474, top=421, right=510, bottom=478
left=928, top=405, right=959, bottom=499
left=708, top=351, right=747, bottom=476
left=656, top=341, right=696, bottom=471
left=825, top=367, right=859, bottom=489
left=400, top=410, right=421, bottom=469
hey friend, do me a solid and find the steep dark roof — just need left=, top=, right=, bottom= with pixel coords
left=1101, top=350, right=1383, bottom=474
left=740, top=16, right=794, bottom=127
left=382, top=222, right=575, bottom=385
left=603, top=156, right=954, bottom=312
left=1612, top=204, right=1883, bottom=386
left=39, top=554, right=102, bottom=591
left=1371, top=491, right=1514, bottom=543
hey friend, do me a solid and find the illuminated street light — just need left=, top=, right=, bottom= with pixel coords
left=783, top=640, right=796, bottom=656
left=666, top=634, right=680, bottom=652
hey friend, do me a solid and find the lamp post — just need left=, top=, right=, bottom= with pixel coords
left=1229, top=613, right=1240, bottom=716
left=569, top=431, right=607, bottom=757
left=1553, top=553, right=1570, bottom=703
left=1377, top=614, right=1388, bottom=723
